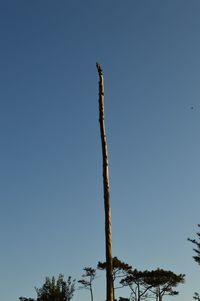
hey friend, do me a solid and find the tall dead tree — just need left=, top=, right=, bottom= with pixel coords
left=96, top=63, right=114, bottom=301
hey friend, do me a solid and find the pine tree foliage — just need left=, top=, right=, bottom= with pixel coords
left=193, top=292, right=200, bottom=301
left=78, top=267, right=96, bottom=301
left=120, top=268, right=185, bottom=301
left=19, top=274, right=75, bottom=301
left=19, top=298, right=35, bottom=301
left=98, top=256, right=132, bottom=283
left=36, top=274, right=75, bottom=301
left=120, top=269, right=155, bottom=301
left=188, top=224, right=200, bottom=265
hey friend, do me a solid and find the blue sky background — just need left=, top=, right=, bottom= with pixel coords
left=1, top=1, right=200, bottom=300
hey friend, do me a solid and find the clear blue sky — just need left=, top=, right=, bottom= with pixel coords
left=1, top=1, right=200, bottom=300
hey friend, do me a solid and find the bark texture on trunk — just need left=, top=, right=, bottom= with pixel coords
left=96, top=63, right=114, bottom=301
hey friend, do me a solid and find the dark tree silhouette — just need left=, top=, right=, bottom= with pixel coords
left=193, top=292, right=200, bottom=301
left=146, top=269, right=185, bottom=301
left=78, top=267, right=96, bottom=301
left=188, top=224, right=200, bottom=300
left=188, top=224, right=200, bottom=265
left=19, top=298, right=35, bottom=301
left=20, top=274, right=75, bottom=301
left=98, top=257, right=132, bottom=288
left=118, top=298, right=129, bottom=301
left=36, top=274, right=75, bottom=301
left=121, top=269, right=185, bottom=301
left=120, top=269, right=155, bottom=301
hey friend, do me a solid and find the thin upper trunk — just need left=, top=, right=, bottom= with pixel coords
left=89, top=283, right=94, bottom=301
left=96, top=63, right=114, bottom=301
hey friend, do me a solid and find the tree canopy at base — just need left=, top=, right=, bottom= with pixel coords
left=19, top=274, right=75, bottom=301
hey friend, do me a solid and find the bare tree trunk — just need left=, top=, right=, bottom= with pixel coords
left=89, top=283, right=94, bottom=301
left=96, top=63, right=114, bottom=301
